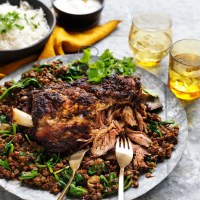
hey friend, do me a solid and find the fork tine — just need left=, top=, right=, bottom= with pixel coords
left=115, top=135, right=133, bottom=200
left=116, top=137, right=120, bottom=150
left=121, top=136, right=125, bottom=149
left=127, top=137, right=132, bottom=150
left=125, top=137, right=129, bottom=150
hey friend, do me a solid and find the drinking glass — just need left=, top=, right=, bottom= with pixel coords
left=168, top=39, right=200, bottom=100
left=129, top=13, right=172, bottom=68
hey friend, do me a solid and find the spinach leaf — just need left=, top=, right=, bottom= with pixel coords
left=100, top=172, right=118, bottom=194
left=53, top=166, right=70, bottom=187
left=0, top=78, right=41, bottom=101
left=148, top=120, right=175, bottom=137
left=101, top=172, right=118, bottom=188
left=88, top=162, right=106, bottom=175
left=0, top=115, right=7, bottom=123
left=25, top=134, right=32, bottom=144
left=62, top=65, right=83, bottom=82
left=142, top=87, right=158, bottom=97
left=75, top=173, right=85, bottom=185
left=19, top=169, right=38, bottom=180
left=148, top=122, right=163, bottom=137
left=160, top=120, right=175, bottom=125
left=0, top=123, right=18, bottom=137
left=0, top=140, right=14, bottom=156
left=124, top=175, right=132, bottom=190
left=46, top=153, right=61, bottom=173
left=0, top=158, right=10, bottom=170
left=68, top=183, right=88, bottom=197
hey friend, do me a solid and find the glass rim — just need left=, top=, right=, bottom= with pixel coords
left=170, top=39, right=200, bottom=67
left=132, top=12, right=172, bottom=32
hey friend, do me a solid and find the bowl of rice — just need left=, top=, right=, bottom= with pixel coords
left=0, top=0, right=56, bottom=63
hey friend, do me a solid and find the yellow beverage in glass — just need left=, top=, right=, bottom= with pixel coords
left=168, top=40, right=200, bottom=100
left=129, top=13, right=172, bottom=68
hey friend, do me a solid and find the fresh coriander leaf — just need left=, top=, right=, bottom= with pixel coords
left=87, top=68, right=103, bottom=83
left=117, top=63, right=125, bottom=73
left=79, top=48, right=91, bottom=64
left=99, top=49, right=114, bottom=61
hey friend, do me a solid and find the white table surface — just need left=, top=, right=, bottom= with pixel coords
left=0, top=0, right=200, bottom=199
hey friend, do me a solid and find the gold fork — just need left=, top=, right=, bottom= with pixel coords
left=57, top=149, right=88, bottom=200
left=116, top=136, right=133, bottom=200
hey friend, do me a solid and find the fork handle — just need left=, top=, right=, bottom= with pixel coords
left=118, top=167, right=124, bottom=200
left=57, top=171, right=75, bottom=200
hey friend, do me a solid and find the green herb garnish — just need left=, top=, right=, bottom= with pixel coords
left=0, top=11, right=24, bottom=34
left=79, top=48, right=91, bottom=64
left=86, top=49, right=136, bottom=83
left=59, top=48, right=135, bottom=83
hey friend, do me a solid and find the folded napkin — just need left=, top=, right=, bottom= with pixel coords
left=0, top=20, right=120, bottom=79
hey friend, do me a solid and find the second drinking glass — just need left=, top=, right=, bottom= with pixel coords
left=129, top=13, right=172, bottom=68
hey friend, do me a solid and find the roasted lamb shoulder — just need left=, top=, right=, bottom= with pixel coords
left=28, top=75, right=142, bottom=153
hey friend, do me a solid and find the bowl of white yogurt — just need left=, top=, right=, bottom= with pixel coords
left=52, top=0, right=104, bottom=30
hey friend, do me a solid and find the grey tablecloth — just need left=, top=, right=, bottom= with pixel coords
left=1, top=0, right=200, bottom=199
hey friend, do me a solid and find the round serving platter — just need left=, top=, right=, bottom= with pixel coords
left=0, top=54, right=188, bottom=200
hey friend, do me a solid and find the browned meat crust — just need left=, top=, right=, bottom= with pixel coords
left=28, top=75, right=142, bottom=153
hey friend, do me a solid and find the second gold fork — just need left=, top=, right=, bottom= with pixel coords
left=116, top=136, right=133, bottom=200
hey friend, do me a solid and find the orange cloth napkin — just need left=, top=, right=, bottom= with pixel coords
left=0, top=20, right=120, bottom=79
